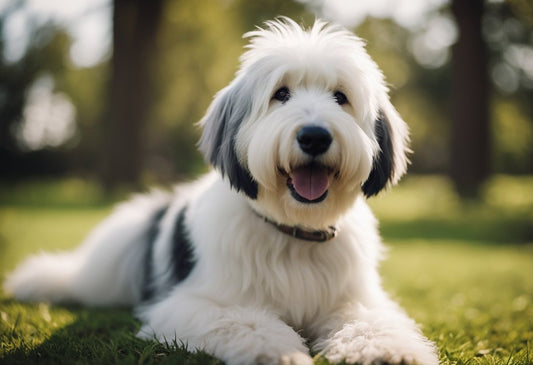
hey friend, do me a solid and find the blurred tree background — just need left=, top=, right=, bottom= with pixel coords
left=0, top=0, right=532, bottom=198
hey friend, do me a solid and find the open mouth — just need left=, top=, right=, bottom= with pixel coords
left=284, top=164, right=334, bottom=204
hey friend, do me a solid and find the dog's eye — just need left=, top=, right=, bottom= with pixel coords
left=273, top=87, right=291, bottom=103
left=334, top=91, right=348, bottom=105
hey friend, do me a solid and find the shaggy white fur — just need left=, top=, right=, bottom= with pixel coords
left=5, top=18, right=438, bottom=365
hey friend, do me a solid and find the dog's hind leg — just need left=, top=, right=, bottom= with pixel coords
left=4, top=192, right=171, bottom=307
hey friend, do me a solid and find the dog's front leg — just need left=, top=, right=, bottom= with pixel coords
left=312, top=304, right=439, bottom=365
left=137, top=291, right=312, bottom=365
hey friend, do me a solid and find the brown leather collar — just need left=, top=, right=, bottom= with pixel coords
left=259, top=215, right=337, bottom=242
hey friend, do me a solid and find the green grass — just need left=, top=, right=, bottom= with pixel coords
left=1, top=175, right=532, bottom=364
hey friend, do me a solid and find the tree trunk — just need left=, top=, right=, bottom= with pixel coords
left=102, top=0, right=164, bottom=190
left=450, top=0, right=490, bottom=198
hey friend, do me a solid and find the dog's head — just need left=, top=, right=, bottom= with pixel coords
left=198, top=18, right=409, bottom=229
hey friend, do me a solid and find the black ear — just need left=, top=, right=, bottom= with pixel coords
left=198, top=80, right=258, bottom=199
left=362, top=111, right=394, bottom=198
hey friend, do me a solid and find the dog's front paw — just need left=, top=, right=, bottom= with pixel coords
left=277, top=351, right=314, bottom=365
left=213, top=340, right=312, bottom=365
left=209, top=329, right=313, bottom=365
left=318, top=322, right=438, bottom=365
left=249, top=351, right=312, bottom=365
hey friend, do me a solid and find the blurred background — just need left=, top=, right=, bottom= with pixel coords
left=0, top=0, right=532, bottom=198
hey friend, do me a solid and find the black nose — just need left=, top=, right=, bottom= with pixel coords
left=296, top=126, right=332, bottom=156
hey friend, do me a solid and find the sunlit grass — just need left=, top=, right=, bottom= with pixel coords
left=1, top=175, right=532, bottom=364
left=381, top=241, right=533, bottom=365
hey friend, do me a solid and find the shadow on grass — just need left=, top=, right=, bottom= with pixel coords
left=0, top=301, right=221, bottom=365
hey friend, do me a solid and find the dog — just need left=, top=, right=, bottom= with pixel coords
left=5, top=18, right=439, bottom=365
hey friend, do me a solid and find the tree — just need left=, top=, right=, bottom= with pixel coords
left=102, top=0, right=165, bottom=190
left=450, top=0, right=490, bottom=198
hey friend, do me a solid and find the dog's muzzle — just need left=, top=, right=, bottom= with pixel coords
left=282, top=126, right=334, bottom=204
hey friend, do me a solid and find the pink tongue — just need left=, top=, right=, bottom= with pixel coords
left=291, top=166, right=330, bottom=201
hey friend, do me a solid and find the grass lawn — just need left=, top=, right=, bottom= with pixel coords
left=1, top=175, right=532, bottom=364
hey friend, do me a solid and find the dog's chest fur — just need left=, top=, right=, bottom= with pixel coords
left=185, top=177, right=375, bottom=331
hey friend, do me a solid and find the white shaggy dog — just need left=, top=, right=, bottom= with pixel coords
left=5, top=18, right=439, bottom=365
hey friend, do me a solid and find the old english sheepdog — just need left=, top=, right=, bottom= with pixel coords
left=5, top=18, right=439, bottom=365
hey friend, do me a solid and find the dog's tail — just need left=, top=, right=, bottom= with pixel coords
left=3, top=250, right=84, bottom=304
left=3, top=191, right=172, bottom=306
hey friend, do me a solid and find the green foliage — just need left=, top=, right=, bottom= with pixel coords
left=1, top=175, right=532, bottom=364
left=2, top=1, right=533, bottom=186
left=492, top=99, right=533, bottom=173
left=0, top=9, right=72, bottom=151
left=145, top=0, right=308, bottom=182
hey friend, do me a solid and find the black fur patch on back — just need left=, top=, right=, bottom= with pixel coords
left=142, top=205, right=170, bottom=301
left=142, top=205, right=197, bottom=302
left=171, top=206, right=196, bottom=283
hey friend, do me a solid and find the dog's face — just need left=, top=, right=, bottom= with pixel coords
left=199, top=19, right=409, bottom=229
